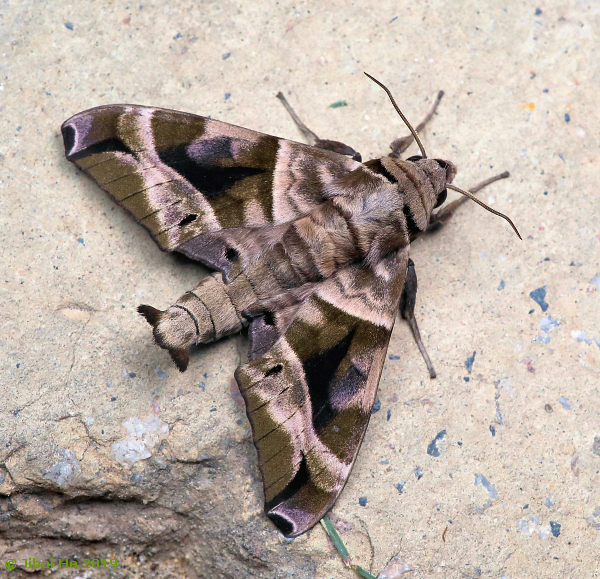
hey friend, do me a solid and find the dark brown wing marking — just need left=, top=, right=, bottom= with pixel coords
left=235, top=248, right=409, bottom=537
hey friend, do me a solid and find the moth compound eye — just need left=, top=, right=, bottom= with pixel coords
left=434, top=188, right=447, bottom=208
left=406, top=155, right=423, bottom=162
left=435, top=159, right=448, bottom=169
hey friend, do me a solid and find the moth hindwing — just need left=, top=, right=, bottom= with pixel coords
left=62, top=79, right=514, bottom=537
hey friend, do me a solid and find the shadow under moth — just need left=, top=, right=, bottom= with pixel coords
left=61, top=73, right=520, bottom=538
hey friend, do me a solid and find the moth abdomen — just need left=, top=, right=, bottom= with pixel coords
left=139, top=273, right=254, bottom=371
left=137, top=304, right=197, bottom=372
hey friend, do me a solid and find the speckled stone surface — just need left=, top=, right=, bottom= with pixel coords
left=1, top=1, right=598, bottom=578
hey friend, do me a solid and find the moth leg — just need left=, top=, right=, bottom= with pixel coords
left=428, top=171, right=510, bottom=232
left=388, top=91, right=444, bottom=158
left=276, top=92, right=362, bottom=161
left=400, top=258, right=436, bottom=379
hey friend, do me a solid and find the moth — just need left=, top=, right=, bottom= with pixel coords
left=61, top=74, right=520, bottom=538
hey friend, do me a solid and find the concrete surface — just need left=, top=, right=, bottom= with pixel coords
left=1, top=1, right=599, bottom=577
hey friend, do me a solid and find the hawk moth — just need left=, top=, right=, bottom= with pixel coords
left=61, top=74, right=519, bottom=538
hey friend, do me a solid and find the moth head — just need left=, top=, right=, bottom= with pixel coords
left=406, top=155, right=456, bottom=209
left=381, top=155, right=457, bottom=224
left=365, top=72, right=521, bottom=239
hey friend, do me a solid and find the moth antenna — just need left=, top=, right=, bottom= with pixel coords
left=364, top=72, right=428, bottom=159
left=446, top=184, right=522, bottom=240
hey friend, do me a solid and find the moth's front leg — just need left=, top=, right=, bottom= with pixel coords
left=388, top=91, right=444, bottom=158
left=400, top=258, right=436, bottom=379
left=428, top=171, right=510, bottom=232
left=276, top=92, right=362, bottom=162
